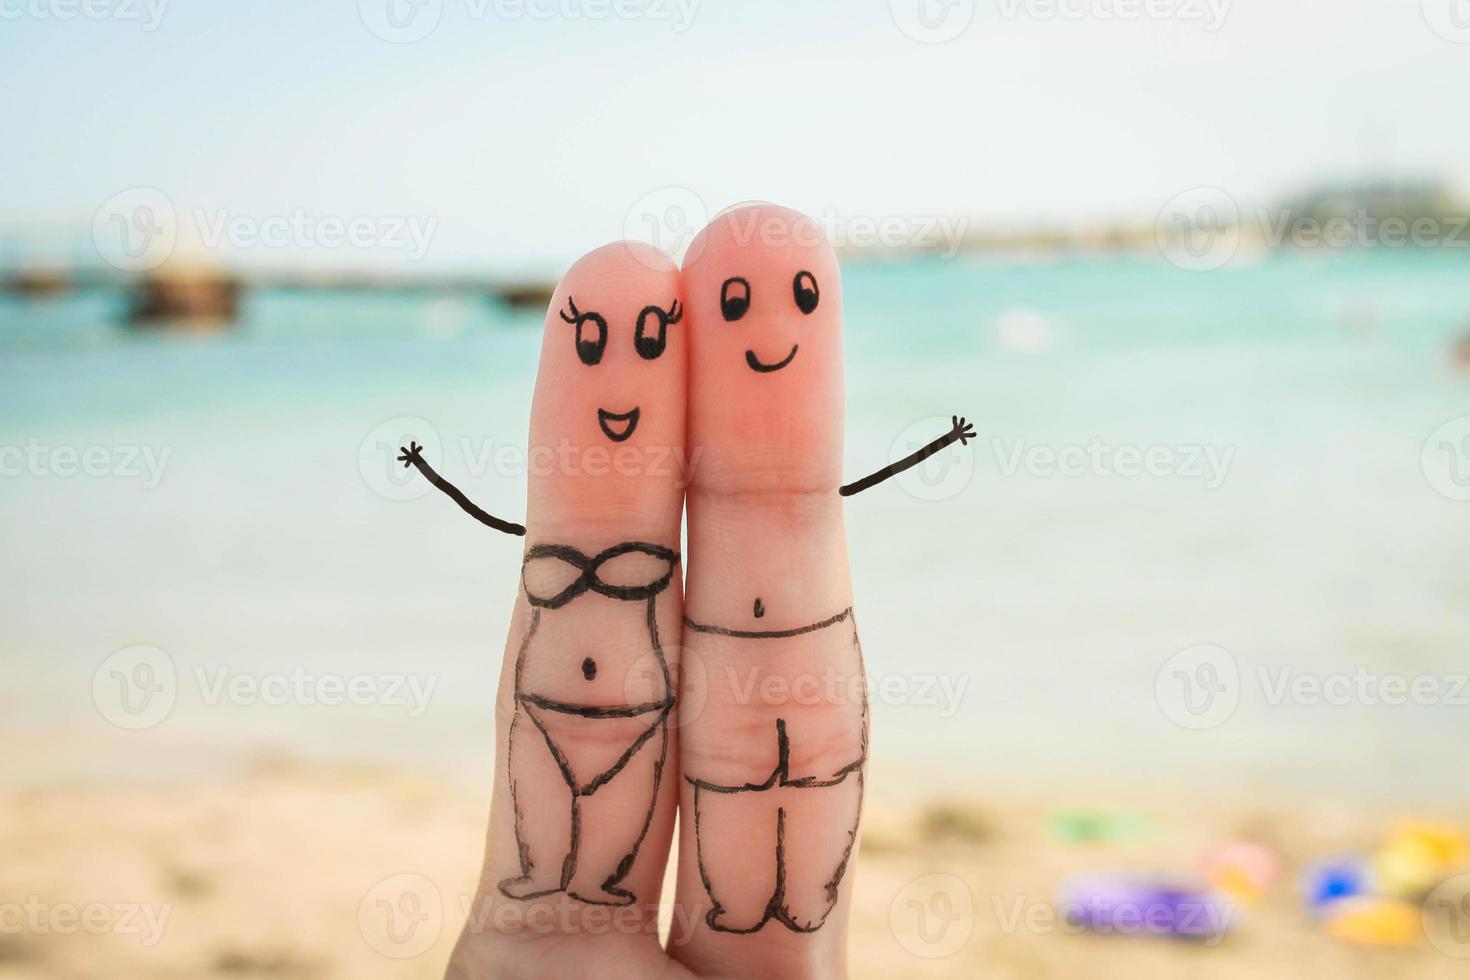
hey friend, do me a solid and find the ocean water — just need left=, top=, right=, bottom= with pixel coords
left=1, top=251, right=1467, bottom=800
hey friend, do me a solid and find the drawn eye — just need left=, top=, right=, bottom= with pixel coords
left=720, top=277, right=750, bottom=322
left=575, top=314, right=608, bottom=365
left=560, top=296, right=607, bottom=366
left=635, top=299, right=681, bottom=360
left=793, top=271, right=819, bottom=315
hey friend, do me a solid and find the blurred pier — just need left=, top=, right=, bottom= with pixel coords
left=0, top=265, right=556, bottom=329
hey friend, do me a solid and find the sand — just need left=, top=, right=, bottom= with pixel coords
left=1, top=756, right=1466, bottom=979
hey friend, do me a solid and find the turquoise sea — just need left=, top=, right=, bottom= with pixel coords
left=2, top=250, right=1467, bottom=801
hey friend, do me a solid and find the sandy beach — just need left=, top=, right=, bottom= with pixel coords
left=4, top=751, right=1466, bottom=980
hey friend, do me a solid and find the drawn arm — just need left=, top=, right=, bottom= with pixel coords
left=839, top=415, right=975, bottom=497
left=397, top=441, right=526, bottom=536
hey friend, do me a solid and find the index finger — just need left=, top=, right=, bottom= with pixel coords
left=450, top=241, right=689, bottom=970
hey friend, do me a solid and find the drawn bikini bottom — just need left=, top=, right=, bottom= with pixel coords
left=518, top=694, right=672, bottom=796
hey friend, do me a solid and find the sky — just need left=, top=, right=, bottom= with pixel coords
left=2, top=0, right=1469, bottom=272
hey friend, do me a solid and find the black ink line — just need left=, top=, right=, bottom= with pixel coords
left=686, top=616, right=869, bottom=934
left=838, top=415, right=976, bottom=498
left=523, top=541, right=678, bottom=609
left=498, top=540, right=679, bottom=908
left=685, top=607, right=851, bottom=640
left=518, top=693, right=672, bottom=719
left=596, top=406, right=640, bottom=443
left=396, top=441, right=525, bottom=536
left=745, top=344, right=798, bottom=373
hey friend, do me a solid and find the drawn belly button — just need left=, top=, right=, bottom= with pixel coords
left=753, top=598, right=765, bottom=619
left=582, top=657, right=597, bottom=681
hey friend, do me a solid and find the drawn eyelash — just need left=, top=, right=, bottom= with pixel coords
left=559, top=296, right=583, bottom=324
left=559, top=295, right=608, bottom=366
left=635, top=298, right=681, bottom=361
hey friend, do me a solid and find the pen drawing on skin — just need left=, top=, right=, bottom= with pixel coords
left=680, top=207, right=974, bottom=936
left=397, top=274, right=686, bottom=907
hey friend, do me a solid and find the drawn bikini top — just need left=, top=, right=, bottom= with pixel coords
left=522, top=542, right=679, bottom=610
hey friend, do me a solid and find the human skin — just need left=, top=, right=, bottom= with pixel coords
left=669, top=205, right=863, bottom=980
left=430, top=216, right=965, bottom=979
left=440, top=241, right=692, bottom=979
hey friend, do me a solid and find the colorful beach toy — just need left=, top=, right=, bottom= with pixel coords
left=1046, top=808, right=1156, bottom=845
left=1301, top=856, right=1372, bottom=916
left=1057, top=873, right=1233, bottom=942
left=1374, top=821, right=1468, bottom=900
left=1202, top=841, right=1281, bottom=903
left=1324, top=898, right=1423, bottom=947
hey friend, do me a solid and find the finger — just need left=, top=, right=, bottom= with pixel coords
left=450, top=242, right=688, bottom=970
left=672, top=205, right=864, bottom=977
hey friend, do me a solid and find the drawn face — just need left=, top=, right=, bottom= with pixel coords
left=558, top=292, right=682, bottom=443
left=682, top=205, right=845, bottom=492
left=525, top=242, right=687, bottom=529
left=533, top=242, right=686, bottom=449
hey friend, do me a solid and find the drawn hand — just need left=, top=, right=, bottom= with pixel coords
left=396, top=440, right=424, bottom=469
left=950, top=415, right=976, bottom=446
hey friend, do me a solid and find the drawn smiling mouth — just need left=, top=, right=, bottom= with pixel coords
left=597, top=407, right=641, bottom=442
left=745, top=345, right=799, bottom=373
